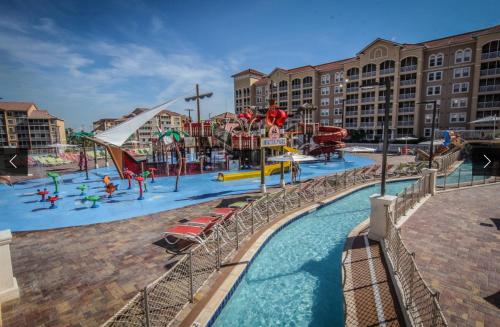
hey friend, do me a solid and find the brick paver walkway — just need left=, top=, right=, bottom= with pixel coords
left=0, top=193, right=258, bottom=327
left=401, top=184, right=500, bottom=327
left=343, top=231, right=405, bottom=326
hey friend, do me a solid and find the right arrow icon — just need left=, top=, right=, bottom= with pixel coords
left=483, top=154, right=491, bottom=168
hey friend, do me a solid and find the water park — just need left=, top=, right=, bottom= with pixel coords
left=2, top=89, right=499, bottom=327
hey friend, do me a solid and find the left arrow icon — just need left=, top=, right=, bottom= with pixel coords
left=9, top=154, right=17, bottom=168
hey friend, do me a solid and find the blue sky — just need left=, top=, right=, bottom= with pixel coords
left=0, top=0, right=498, bottom=129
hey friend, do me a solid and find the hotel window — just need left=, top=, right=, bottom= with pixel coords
left=427, top=85, right=441, bottom=96
left=424, top=113, right=439, bottom=124
left=320, top=98, right=330, bottom=107
left=451, top=98, right=468, bottom=108
left=320, top=118, right=329, bottom=126
left=334, top=108, right=342, bottom=115
left=334, top=118, right=342, bottom=124
left=321, top=87, right=330, bottom=95
left=334, top=97, right=342, bottom=105
left=320, top=109, right=329, bottom=117
left=464, top=48, right=472, bottom=62
left=429, top=53, right=444, bottom=67
left=454, top=49, right=471, bottom=63
left=256, top=97, right=262, bottom=103
left=452, top=82, right=469, bottom=94
left=334, top=85, right=343, bottom=94
left=321, top=74, right=330, bottom=85
left=334, top=72, right=343, bottom=82
left=453, top=67, right=471, bottom=78
left=424, top=128, right=432, bottom=137
left=427, top=71, right=442, bottom=81
left=256, top=87, right=262, bottom=96
left=449, top=112, right=466, bottom=123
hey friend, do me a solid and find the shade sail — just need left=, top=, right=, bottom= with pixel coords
left=93, top=98, right=178, bottom=146
left=267, top=153, right=317, bottom=162
left=470, top=115, right=500, bottom=123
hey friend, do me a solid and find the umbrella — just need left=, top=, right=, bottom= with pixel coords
left=340, top=146, right=376, bottom=153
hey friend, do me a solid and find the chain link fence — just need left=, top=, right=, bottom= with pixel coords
left=102, top=165, right=398, bottom=327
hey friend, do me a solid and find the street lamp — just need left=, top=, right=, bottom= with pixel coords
left=417, top=100, right=438, bottom=169
left=361, top=78, right=392, bottom=196
left=338, top=79, right=349, bottom=128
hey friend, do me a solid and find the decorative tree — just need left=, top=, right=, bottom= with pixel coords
left=124, top=168, right=134, bottom=189
left=47, top=172, right=60, bottom=194
left=135, top=176, right=145, bottom=200
left=156, top=129, right=189, bottom=192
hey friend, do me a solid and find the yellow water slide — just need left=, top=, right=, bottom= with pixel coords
left=217, top=146, right=299, bottom=182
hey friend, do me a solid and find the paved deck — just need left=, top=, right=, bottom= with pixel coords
left=343, top=230, right=405, bottom=326
left=0, top=194, right=258, bottom=327
left=401, top=184, right=500, bottom=327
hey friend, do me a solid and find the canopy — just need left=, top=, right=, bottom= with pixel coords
left=394, top=136, right=418, bottom=141
left=418, top=139, right=445, bottom=145
left=267, top=153, right=317, bottom=162
left=93, top=98, right=178, bottom=147
left=470, top=115, right=500, bottom=124
left=340, top=146, right=376, bottom=153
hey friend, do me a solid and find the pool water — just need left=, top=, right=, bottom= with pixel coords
left=0, top=154, right=373, bottom=231
left=212, top=180, right=412, bottom=327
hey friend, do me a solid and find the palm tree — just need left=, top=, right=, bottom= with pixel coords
left=69, top=131, right=95, bottom=179
left=157, top=129, right=189, bottom=192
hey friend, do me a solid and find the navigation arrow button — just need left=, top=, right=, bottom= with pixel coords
left=483, top=154, right=491, bottom=168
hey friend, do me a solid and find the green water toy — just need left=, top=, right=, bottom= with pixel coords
left=47, top=172, right=60, bottom=194
left=76, top=184, right=88, bottom=195
left=84, top=195, right=101, bottom=208
left=141, top=171, right=150, bottom=192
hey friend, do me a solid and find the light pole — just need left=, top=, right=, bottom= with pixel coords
left=339, top=79, right=349, bottom=128
left=417, top=100, right=438, bottom=169
left=185, top=108, right=194, bottom=122
left=360, top=78, right=391, bottom=195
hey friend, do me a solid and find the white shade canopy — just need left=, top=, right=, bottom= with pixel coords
left=470, top=115, right=500, bottom=124
left=94, top=98, right=178, bottom=146
left=267, top=153, right=317, bottom=162
left=340, top=146, right=376, bottom=153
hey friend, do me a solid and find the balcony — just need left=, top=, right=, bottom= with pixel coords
left=348, top=74, right=359, bottom=81
left=346, top=99, right=359, bottom=105
left=279, top=86, right=288, bottom=91
left=362, top=71, right=377, bottom=78
left=303, top=93, right=312, bottom=99
left=481, top=51, right=500, bottom=60
left=400, top=79, right=416, bottom=87
left=361, top=97, right=376, bottom=103
left=360, top=122, right=374, bottom=128
left=399, top=93, right=416, bottom=100
left=479, top=85, right=500, bottom=92
left=292, top=84, right=301, bottom=90
left=478, top=101, right=500, bottom=108
left=360, top=110, right=375, bottom=115
left=400, top=65, right=417, bottom=73
left=292, top=94, right=301, bottom=99
left=346, top=111, right=358, bottom=116
left=303, top=83, right=313, bottom=88
left=346, top=87, right=359, bottom=93
left=398, top=120, right=414, bottom=126
left=345, top=123, right=358, bottom=128
left=398, top=107, right=415, bottom=113
left=279, top=95, right=288, bottom=101
left=377, top=109, right=386, bottom=115
left=480, top=68, right=500, bottom=76
left=379, top=68, right=395, bottom=75
left=378, top=95, right=393, bottom=102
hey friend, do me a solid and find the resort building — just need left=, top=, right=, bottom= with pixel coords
left=233, top=24, right=500, bottom=140
left=93, top=108, right=188, bottom=147
left=0, top=101, right=66, bottom=149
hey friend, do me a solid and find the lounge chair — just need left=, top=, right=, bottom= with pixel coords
left=211, top=207, right=236, bottom=218
left=185, top=216, right=220, bottom=227
left=163, top=224, right=212, bottom=245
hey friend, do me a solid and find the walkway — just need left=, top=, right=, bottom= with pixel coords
left=343, top=228, right=405, bottom=326
left=401, top=184, right=500, bottom=327
left=0, top=194, right=257, bottom=327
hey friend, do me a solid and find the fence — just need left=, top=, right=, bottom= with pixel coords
left=435, top=150, right=461, bottom=173
left=383, top=175, right=447, bottom=326
left=438, top=163, right=500, bottom=190
left=103, top=166, right=392, bottom=327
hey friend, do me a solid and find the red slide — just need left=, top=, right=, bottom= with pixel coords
left=309, top=126, right=348, bottom=156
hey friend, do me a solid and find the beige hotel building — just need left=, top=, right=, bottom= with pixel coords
left=232, top=25, right=500, bottom=140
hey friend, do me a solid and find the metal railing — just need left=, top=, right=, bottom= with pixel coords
left=384, top=175, right=448, bottom=326
left=103, top=167, right=388, bottom=327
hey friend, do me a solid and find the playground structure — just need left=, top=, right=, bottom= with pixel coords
left=415, top=130, right=463, bottom=161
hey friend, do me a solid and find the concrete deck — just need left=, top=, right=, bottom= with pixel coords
left=401, top=183, right=500, bottom=327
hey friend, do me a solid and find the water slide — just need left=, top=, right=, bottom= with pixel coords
left=217, top=146, right=298, bottom=182
left=309, top=126, right=347, bottom=156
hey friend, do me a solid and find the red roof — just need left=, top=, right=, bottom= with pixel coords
left=0, top=101, right=37, bottom=111
left=409, top=24, right=500, bottom=48
left=231, top=68, right=266, bottom=78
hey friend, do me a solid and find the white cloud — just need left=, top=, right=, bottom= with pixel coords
left=0, top=15, right=236, bottom=127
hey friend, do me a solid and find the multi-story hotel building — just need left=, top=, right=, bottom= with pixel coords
left=0, top=102, right=66, bottom=148
left=93, top=108, right=188, bottom=147
left=233, top=25, right=500, bottom=139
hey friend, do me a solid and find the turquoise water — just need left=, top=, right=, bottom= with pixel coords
left=212, top=180, right=412, bottom=327
left=0, top=154, right=373, bottom=231
left=437, top=162, right=483, bottom=185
